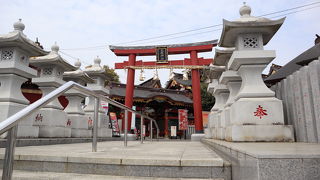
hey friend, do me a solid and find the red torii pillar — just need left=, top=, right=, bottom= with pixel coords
left=190, top=51, right=203, bottom=133
left=124, top=54, right=136, bottom=131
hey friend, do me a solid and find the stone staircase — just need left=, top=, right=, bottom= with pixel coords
left=0, top=141, right=231, bottom=180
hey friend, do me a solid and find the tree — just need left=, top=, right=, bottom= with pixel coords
left=200, top=82, right=215, bottom=111
left=103, top=65, right=120, bottom=85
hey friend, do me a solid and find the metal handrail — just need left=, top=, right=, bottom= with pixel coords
left=0, top=81, right=160, bottom=180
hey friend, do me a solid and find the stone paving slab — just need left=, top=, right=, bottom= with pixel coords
left=0, top=141, right=224, bottom=167
left=0, top=170, right=224, bottom=180
left=204, top=139, right=320, bottom=158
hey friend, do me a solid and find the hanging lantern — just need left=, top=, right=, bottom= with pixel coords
left=153, top=69, right=159, bottom=80
left=169, top=68, right=174, bottom=80
left=139, top=69, right=145, bottom=81
left=183, top=69, right=189, bottom=80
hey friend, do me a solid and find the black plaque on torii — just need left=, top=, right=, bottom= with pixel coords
left=156, top=46, right=168, bottom=63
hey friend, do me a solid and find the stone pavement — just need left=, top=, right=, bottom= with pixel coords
left=0, top=141, right=231, bottom=179
left=0, top=141, right=223, bottom=167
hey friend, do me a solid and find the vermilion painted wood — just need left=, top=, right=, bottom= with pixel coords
left=114, top=58, right=213, bottom=69
left=112, top=44, right=215, bottom=56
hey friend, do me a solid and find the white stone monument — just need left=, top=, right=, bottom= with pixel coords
left=212, top=85, right=229, bottom=140
left=220, top=3, right=294, bottom=141
left=63, top=60, right=94, bottom=137
left=0, top=19, right=47, bottom=138
left=83, top=57, right=112, bottom=137
left=30, top=43, right=76, bottom=137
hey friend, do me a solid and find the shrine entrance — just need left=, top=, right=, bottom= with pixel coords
left=110, top=40, right=217, bottom=134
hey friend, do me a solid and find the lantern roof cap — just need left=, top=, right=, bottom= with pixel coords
left=219, top=2, right=285, bottom=47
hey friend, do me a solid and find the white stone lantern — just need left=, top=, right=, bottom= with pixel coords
left=30, top=43, right=76, bottom=138
left=206, top=48, right=233, bottom=139
left=83, top=57, right=112, bottom=138
left=63, top=60, right=94, bottom=137
left=213, top=48, right=241, bottom=140
left=219, top=3, right=294, bottom=141
left=211, top=85, right=229, bottom=139
left=0, top=19, right=47, bottom=138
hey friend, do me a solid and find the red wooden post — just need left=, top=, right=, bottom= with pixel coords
left=190, top=50, right=204, bottom=133
left=123, top=53, right=136, bottom=132
left=164, top=109, right=169, bottom=138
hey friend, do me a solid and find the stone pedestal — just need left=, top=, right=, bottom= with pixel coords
left=211, top=85, right=229, bottom=140
left=65, top=93, right=92, bottom=138
left=31, top=87, right=71, bottom=138
left=0, top=74, right=39, bottom=138
left=219, top=70, right=242, bottom=140
left=191, top=133, right=205, bottom=141
left=225, top=51, right=294, bottom=142
left=84, top=96, right=112, bottom=138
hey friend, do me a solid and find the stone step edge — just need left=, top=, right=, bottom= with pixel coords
left=0, top=160, right=231, bottom=179
left=0, top=153, right=224, bottom=167
left=0, top=170, right=225, bottom=180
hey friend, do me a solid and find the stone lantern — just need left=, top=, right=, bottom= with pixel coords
left=30, top=43, right=76, bottom=137
left=216, top=48, right=242, bottom=140
left=0, top=19, right=47, bottom=137
left=63, top=60, right=94, bottom=137
left=219, top=3, right=294, bottom=141
left=206, top=48, right=233, bottom=139
left=83, top=57, right=112, bottom=137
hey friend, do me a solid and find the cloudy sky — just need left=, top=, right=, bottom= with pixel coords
left=1, top=0, right=319, bottom=85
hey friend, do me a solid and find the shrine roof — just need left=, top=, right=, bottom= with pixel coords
left=108, top=82, right=193, bottom=104
left=165, top=73, right=192, bottom=89
left=265, top=42, right=320, bottom=84
left=139, top=78, right=162, bottom=88
left=109, top=40, right=218, bottom=56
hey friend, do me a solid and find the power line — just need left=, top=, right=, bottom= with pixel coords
left=61, top=1, right=320, bottom=50
left=131, top=4, right=320, bottom=46
left=118, top=1, right=320, bottom=46
left=60, top=50, right=90, bottom=66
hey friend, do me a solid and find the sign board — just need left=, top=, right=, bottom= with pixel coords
left=171, top=126, right=177, bottom=137
left=178, top=109, right=188, bottom=130
left=156, top=47, right=168, bottom=63
left=109, top=112, right=120, bottom=137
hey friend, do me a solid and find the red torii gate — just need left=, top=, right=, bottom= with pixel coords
left=110, top=40, right=217, bottom=134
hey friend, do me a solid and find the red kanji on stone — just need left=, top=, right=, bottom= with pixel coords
left=254, top=105, right=268, bottom=119
left=67, top=119, right=71, bottom=126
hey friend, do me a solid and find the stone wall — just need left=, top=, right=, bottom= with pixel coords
left=272, top=59, right=320, bottom=142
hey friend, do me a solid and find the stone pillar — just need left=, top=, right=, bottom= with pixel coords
left=0, top=19, right=46, bottom=138
left=212, top=85, right=229, bottom=140
left=84, top=57, right=112, bottom=138
left=64, top=60, right=94, bottom=137
left=206, top=79, right=219, bottom=138
left=219, top=71, right=241, bottom=140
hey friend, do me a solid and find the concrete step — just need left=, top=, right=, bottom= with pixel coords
left=0, top=137, right=121, bottom=148
left=0, top=141, right=231, bottom=179
left=1, top=170, right=224, bottom=180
